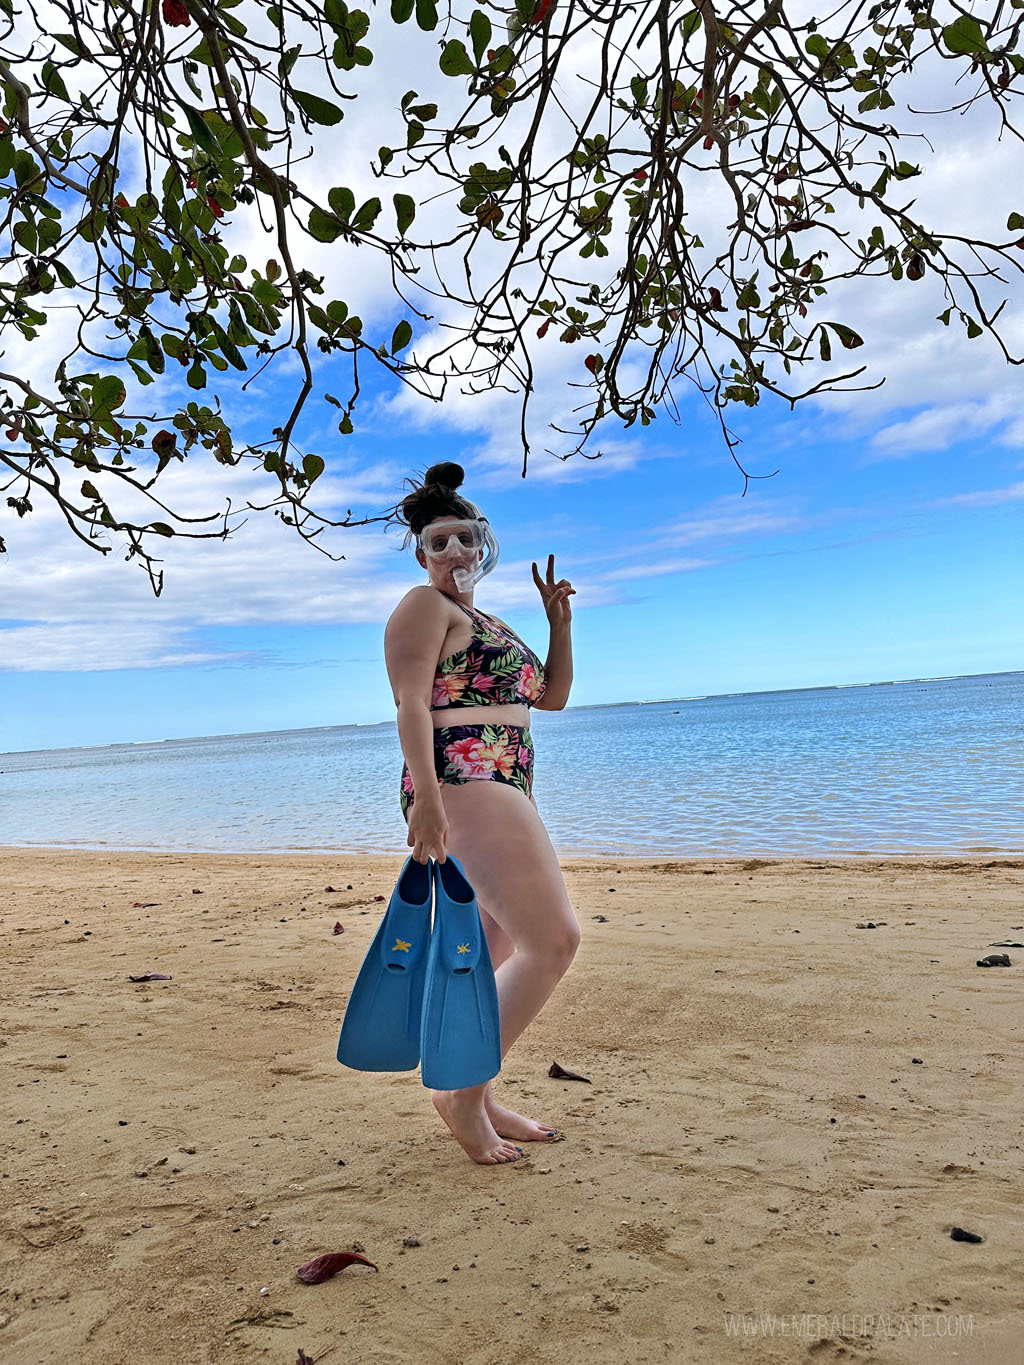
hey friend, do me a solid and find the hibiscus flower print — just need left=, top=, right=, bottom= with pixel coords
left=445, top=734, right=489, bottom=777
left=433, top=670, right=468, bottom=707
left=517, top=661, right=546, bottom=703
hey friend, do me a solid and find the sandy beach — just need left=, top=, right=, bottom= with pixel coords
left=1, top=847, right=1021, bottom=1364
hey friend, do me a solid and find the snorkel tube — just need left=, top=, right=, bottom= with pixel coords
left=451, top=499, right=499, bottom=592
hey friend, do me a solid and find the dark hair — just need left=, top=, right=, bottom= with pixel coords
left=391, top=461, right=483, bottom=550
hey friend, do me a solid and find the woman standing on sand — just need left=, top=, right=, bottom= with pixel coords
left=385, top=461, right=580, bottom=1165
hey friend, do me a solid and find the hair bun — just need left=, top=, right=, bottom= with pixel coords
left=423, top=461, right=464, bottom=492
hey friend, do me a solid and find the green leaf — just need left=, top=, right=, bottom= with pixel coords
left=339, top=413, right=354, bottom=434
left=470, top=9, right=492, bottom=63
left=182, top=104, right=220, bottom=158
left=818, top=328, right=831, bottom=362
left=187, top=361, right=207, bottom=389
left=937, top=308, right=951, bottom=326
left=942, top=14, right=988, bottom=54
left=828, top=322, right=863, bottom=350
left=391, top=319, right=413, bottom=353
left=415, top=0, right=437, bottom=29
left=149, top=523, right=176, bottom=537
left=440, top=38, right=475, bottom=76
left=394, top=192, right=416, bottom=234
left=391, top=0, right=414, bottom=19
left=294, top=90, right=345, bottom=126
left=308, top=206, right=345, bottom=242
left=966, top=316, right=983, bottom=339
left=328, top=186, right=355, bottom=221
left=303, top=454, right=325, bottom=482
left=352, top=196, right=381, bottom=231
left=1007, top=211, right=1024, bottom=231
left=81, top=480, right=101, bottom=501
left=92, top=376, right=126, bottom=414
left=804, top=33, right=829, bottom=60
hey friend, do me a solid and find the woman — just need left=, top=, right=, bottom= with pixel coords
left=385, top=461, right=580, bottom=1166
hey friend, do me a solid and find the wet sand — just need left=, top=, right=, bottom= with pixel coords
left=1, top=848, right=1022, bottom=1363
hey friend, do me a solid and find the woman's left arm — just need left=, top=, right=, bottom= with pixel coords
left=533, top=555, right=575, bottom=711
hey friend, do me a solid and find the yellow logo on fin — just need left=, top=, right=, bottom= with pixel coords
left=456, top=942, right=471, bottom=955
left=392, top=938, right=412, bottom=953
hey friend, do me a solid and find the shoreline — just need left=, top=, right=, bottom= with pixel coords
left=3, top=847, right=1022, bottom=1362
left=4, top=843, right=1024, bottom=865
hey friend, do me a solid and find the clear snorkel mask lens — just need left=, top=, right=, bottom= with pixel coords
left=417, top=509, right=499, bottom=592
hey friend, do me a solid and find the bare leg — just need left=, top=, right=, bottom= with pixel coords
left=478, top=904, right=562, bottom=1143
left=429, top=781, right=580, bottom=1163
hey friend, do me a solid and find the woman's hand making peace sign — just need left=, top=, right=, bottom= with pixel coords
left=532, top=554, right=576, bottom=628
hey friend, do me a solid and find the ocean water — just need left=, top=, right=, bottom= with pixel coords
left=2, top=671, right=1021, bottom=858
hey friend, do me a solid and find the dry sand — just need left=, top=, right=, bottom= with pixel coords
left=1, top=848, right=1022, bottom=1364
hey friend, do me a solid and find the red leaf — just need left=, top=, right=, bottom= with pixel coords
left=702, top=135, right=714, bottom=151
left=798, top=303, right=807, bottom=317
left=161, top=0, right=191, bottom=25
left=584, top=354, right=597, bottom=374
left=527, top=0, right=554, bottom=22
left=707, top=286, right=724, bottom=310
left=728, top=94, right=741, bottom=108
left=152, top=430, right=178, bottom=459
left=548, top=1060, right=591, bottom=1083
left=296, top=1251, right=378, bottom=1284
left=632, top=170, right=648, bottom=183
left=333, top=921, right=345, bottom=935
left=537, top=319, right=550, bottom=338
left=207, top=195, right=224, bottom=219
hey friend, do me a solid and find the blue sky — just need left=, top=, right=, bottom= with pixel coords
left=3, top=24, right=1023, bottom=753
left=2, top=344, right=1021, bottom=753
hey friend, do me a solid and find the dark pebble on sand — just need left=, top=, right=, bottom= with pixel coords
left=950, top=1227, right=983, bottom=1243
left=976, top=953, right=1011, bottom=967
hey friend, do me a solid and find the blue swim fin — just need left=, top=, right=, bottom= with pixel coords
left=336, top=855, right=433, bottom=1072
left=420, top=855, right=502, bottom=1091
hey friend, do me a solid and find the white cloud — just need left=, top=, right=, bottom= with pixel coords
left=0, top=622, right=251, bottom=672
left=930, top=480, right=1024, bottom=509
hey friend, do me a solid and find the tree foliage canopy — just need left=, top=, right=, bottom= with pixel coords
left=2, top=0, right=1022, bottom=589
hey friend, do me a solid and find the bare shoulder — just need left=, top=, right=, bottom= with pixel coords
left=390, top=583, right=447, bottom=619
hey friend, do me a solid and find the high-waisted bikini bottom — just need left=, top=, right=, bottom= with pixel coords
left=400, top=723, right=534, bottom=822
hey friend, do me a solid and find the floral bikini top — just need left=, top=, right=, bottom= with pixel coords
left=431, top=591, right=547, bottom=711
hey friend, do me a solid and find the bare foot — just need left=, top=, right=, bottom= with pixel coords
left=485, top=1085, right=563, bottom=1142
left=431, top=1089, right=524, bottom=1165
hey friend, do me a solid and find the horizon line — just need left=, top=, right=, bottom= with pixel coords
left=2, top=668, right=1020, bottom=759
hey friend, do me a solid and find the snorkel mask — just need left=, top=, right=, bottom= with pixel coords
left=417, top=503, right=499, bottom=592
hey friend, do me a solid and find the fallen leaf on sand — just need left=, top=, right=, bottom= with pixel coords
left=133, top=902, right=159, bottom=908
left=296, top=1251, right=378, bottom=1283
left=128, top=973, right=172, bottom=982
left=333, top=922, right=344, bottom=935
left=549, top=1061, right=591, bottom=1083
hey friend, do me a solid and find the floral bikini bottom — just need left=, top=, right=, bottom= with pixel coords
left=400, top=723, right=535, bottom=822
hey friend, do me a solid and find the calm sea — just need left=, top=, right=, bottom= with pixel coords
left=2, top=671, right=1021, bottom=858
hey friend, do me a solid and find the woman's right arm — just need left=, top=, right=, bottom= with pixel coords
left=385, top=587, right=450, bottom=862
